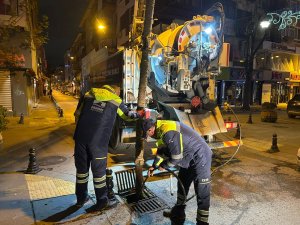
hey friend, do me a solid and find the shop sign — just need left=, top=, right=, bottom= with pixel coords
left=290, top=74, right=300, bottom=81
left=263, top=41, right=300, bottom=53
left=272, top=71, right=290, bottom=81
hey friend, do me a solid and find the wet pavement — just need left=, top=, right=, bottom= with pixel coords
left=0, top=90, right=299, bottom=225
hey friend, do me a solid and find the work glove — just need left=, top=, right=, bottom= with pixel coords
left=137, top=108, right=146, bottom=118
left=128, top=111, right=140, bottom=119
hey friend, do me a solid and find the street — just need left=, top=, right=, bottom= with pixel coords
left=0, top=90, right=299, bottom=225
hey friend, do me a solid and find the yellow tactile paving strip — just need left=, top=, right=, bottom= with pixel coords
left=25, top=174, right=75, bottom=201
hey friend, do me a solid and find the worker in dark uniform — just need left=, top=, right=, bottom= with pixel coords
left=73, top=85, right=139, bottom=212
left=143, top=119, right=212, bottom=225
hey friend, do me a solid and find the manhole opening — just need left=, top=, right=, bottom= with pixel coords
left=115, top=168, right=169, bottom=214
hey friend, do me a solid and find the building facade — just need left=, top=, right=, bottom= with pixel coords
left=73, top=0, right=300, bottom=106
left=0, top=0, right=43, bottom=116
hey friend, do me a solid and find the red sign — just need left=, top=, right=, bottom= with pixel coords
left=290, top=74, right=300, bottom=81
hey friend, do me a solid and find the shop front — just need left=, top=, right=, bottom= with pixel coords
left=288, top=73, right=300, bottom=99
left=259, top=70, right=290, bottom=104
left=216, top=67, right=261, bottom=106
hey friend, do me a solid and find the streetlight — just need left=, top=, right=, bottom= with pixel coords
left=260, top=20, right=271, bottom=29
left=96, top=18, right=106, bottom=31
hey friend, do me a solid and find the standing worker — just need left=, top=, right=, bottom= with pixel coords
left=73, top=85, right=139, bottom=212
left=144, top=119, right=212, bottom=225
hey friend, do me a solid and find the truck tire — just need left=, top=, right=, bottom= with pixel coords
left=109, top=119, right=134, bottom=152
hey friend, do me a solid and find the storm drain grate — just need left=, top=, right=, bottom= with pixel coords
left=115, top=168, right=136, bottom=195
left=130, top=197, right=169, bottom=214
left=115, top=168, right=170, bottom=214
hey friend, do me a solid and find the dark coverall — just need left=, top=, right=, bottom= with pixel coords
left=73, top=86, right=137, bottom=205
left=152, top=120, right=212, bottom=224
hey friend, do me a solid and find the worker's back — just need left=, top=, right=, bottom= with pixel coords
left=179, top=122, right=212, bottom=169
left=74, top=96, right=118, bottom=146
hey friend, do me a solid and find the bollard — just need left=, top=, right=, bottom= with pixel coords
left=234, top=124, right=243, bottom=139
left=18, top=113, right=24, bottom=124
left=267, top=133, right=279, bottom=153
left=25, top=148, right=42, bottom=174
left=106, top=168, right=116, bottom=202
left=247, top=112, right=253, bottom=124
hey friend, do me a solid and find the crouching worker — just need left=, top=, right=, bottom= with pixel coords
left=73, top=85, right=140, bottom=213
left=143, top=119, right=212, bottom=225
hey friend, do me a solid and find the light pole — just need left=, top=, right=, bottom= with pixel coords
left=242, top=19, right=270, bottom=110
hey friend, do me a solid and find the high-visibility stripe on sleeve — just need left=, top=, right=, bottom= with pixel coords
left=117, top=108, right=134, bottom=121
left=111, top=99, right=121, bottom=107
left=155, top=155, right=164, bottom=167
left=171, top=153, right=183, bottom=160
left=167, top=161, right=175, bottom=167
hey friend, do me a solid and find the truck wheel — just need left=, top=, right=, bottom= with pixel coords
left=109, top=119, right=134, bottom=152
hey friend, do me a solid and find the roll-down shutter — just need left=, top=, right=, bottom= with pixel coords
left=0, top=71, right=12, bottom=111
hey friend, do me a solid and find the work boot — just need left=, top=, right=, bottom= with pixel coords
left=85, top=199, right=118, bottom=213
left=163, top=204, right=186, bottom=225
left=75, top=195, right=90, bottom=208
left=197, top=220, right=209, bottom=225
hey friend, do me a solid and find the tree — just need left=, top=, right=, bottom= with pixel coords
left=242, top=19, right=268, bottom=111
left=135, top=0, right=155, bottom=197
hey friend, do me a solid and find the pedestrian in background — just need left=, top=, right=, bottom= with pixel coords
left=144, top=119, right=212, bottom=225
left=73, top=84, right=140, bottom=213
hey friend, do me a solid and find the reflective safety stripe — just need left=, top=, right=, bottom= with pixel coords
left=197, top=209, right=209, bottom=223
left=197, top=209, right=209, bottom=216
left=117, top=108, right=134, bottom=121
left=179, top=133, right=183, bottom=153
left=94, top=182, right=106, bottom=189
left=110, top=99, right=122, bottom=107
left=95, top=157, right=107, bottom=160
left=76, top=177, right=89, bottom=184
left=167, top=161, right=175, bottom=167
left=93, top=176, right=106, bottom=182
left=76, top=172, right=89, bottom=178
left=197, top=216, right=209, bottom=223
left=156, top=155, right=164, bottom=167
left=199, top=178, right=211, bottom=185
left=171, top=153, right=183, bottom=160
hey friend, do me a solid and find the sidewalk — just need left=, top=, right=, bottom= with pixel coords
left=0, top=92, right=133, bottom=225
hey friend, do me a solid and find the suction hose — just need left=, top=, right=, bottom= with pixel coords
left=140, top=167, right=187, bottom=205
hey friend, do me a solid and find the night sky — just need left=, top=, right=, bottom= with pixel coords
left=39, top=0, right=89, bottom=71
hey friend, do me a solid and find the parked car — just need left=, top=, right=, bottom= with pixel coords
left=287, top=94, right=300, bottom=118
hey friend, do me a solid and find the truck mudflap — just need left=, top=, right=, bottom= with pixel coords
left=207, top=140, right=242, bottom=149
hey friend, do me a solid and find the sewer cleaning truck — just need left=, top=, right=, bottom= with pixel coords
left=87, top=3, right=240, bottom=151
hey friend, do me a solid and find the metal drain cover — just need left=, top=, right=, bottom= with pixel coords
left=115, top=168, right=170, bottom=214
left=131, top=197, right=169, bottom=214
